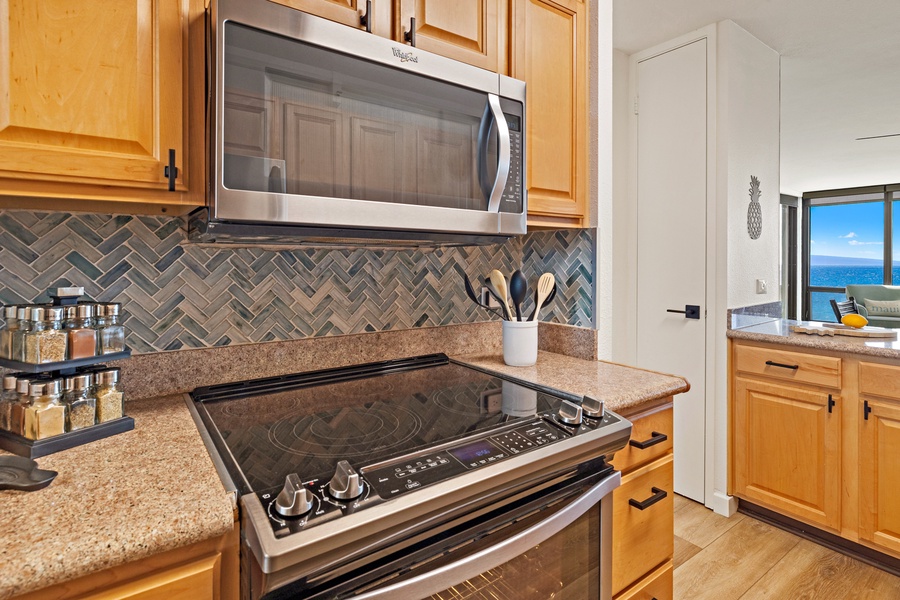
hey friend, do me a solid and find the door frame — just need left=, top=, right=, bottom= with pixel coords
left=625, top=25, right=734, bottom=515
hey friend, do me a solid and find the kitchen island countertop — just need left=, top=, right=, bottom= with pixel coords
left=728, top=318, right=900, bottom=359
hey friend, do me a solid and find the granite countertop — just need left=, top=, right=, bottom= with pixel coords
left=454, top=351, right=690, bottom=414
left=0, top=395, right=235, bottom=600
left=728, top=318, right=900, bottom=359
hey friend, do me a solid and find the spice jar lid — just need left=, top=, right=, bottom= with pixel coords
left=75, top=304, right=94, bottom=319
left=16, top=378, right=32, bottom=395
left=42, top=380, right=62, bottom=396
left=97, top=369, right=120, bottom=385
left=102, top=303, right=121, bottom=317
left=63, top=306, right=76, bottom=320
left=28, top=383, right=43, bottom=397
left=71, top=374, right=92, bottom=391
left=17, top=306, right=33, bottom=320
left=46, top=307, right=64, bottom=322
left=2, top=305, right=17, bottom=319
left=2, top=375, right=17, bottom=390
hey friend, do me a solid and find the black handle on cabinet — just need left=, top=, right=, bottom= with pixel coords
left=666, top=305, right=700, bottom=319
left=359, top=0, right=372, bottom=33
left=164, top=148, right=178, bottom=192
left=404, top=17, right=416, bottom=46
left=764, top=360, right=799, bottom=370
left=828, top=394, right=835, bottom=414
left=629, top=431, right=668, bottom=450
left=629, top=487, right=667, bottom=511
left=864, top=400, right=872, bottom=421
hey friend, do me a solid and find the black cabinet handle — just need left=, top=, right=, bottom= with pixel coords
left=629, top=431, right=668, bottom=450
left=765, top=360, right=799, bottom=370
left=164, top=148, right=178, bottom=192
left=828, top=394, right=835, bottom=414
left=359, top=0, right=372, bottom=32
left=864, top=400, right=872, bottom=421
left=404, top=17, right=416, bottom=46
left=629, top=487, right=667, bottom=511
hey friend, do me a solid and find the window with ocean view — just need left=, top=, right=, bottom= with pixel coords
left=803, top=188, right=895, bottom=322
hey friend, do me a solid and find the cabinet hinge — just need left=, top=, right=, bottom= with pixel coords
left=864, top=400, right=872, bottom=421
left=164, top=148, right=178, bottom=192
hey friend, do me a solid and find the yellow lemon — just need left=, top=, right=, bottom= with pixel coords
left=841, top=314, right=868, bottom=328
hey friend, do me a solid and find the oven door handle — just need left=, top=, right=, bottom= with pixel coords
left=351, top=471, right=621, bottom=600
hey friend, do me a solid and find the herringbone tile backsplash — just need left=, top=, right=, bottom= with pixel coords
left=0, top=211, right=594, bottom=353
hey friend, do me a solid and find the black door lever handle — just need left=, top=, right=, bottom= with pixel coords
left=666, top=305, right=700, bottom=319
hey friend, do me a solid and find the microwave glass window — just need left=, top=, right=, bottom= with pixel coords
left=222, top=22, right=510, bottom=211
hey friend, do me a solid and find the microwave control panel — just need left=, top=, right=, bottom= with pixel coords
left=501, top=114, right=524, bottom=213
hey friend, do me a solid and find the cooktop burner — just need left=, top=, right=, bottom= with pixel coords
left=192, top=355, right=563, bottom=494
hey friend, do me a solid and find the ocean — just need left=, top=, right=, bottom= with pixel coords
left=809, top=265, right=898, bottom=321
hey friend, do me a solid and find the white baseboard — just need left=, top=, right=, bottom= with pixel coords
left=707, top=491, right=738, bottom=517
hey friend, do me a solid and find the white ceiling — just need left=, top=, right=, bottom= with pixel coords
left=613, top=0, right=900, bottom=196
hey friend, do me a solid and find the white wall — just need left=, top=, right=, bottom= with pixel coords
left=611, top=49, right=634, bottom=364
left=719, top=21, right=781, bottom=309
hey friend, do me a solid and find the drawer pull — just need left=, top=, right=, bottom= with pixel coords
left=629, top=487, right=667, bottom=511
left=629, top=431, right=668, bottom=450
left=764, top=360, right=799, bottom=370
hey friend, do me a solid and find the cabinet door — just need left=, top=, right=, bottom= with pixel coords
left=270, top=0, right=391, bottom=37
left=733, top=377, right=841, bottom=530
left=512, top=0, right=586, bottom=227
left=398, top=0, right=508, bottom=73
left=0, top=0, right=185, bottom=192
left=859, top=397, right=900, bottom=554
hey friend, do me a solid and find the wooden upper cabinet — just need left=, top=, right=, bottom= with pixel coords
left=512, top=0, right=586, bottom=228
left=272, top=0, right=392, bottom=37
left=0, top=0, right=203, bottom=211
left=398, top=0, right=508, bottom=73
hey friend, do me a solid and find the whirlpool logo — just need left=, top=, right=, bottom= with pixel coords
left=392, top=48, right=419, bottom=63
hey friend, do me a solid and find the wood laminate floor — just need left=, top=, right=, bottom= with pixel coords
left=673, top=495, right=900, bottom=599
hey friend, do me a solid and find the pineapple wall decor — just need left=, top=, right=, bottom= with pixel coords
left=747, top=175, right=762, bottom=240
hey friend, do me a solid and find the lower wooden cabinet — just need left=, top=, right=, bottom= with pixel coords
left=859, top=396, right=900, bottom=554
left=16, top=522, right=239, bottom=600
left=611, top=401, right=674, bottom=598
left=732, top=376, right=841, bottom=531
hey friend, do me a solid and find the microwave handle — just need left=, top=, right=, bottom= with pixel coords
left=476, top=94, right=511, bottom=213
left=351, top=471, right=621, bottom=600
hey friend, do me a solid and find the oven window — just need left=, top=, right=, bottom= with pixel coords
left=428, top=508, right=600, bottom=600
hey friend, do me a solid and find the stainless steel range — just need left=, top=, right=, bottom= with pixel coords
left=187, top=354, right=631, bottom=599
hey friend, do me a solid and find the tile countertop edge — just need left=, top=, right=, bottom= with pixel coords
left=727, top=320, right=900, bottom=360
left=0, top=395, right=235, bottom=600
left=453, top=351, right=690, bottom=414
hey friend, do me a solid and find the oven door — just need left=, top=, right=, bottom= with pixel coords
left=282, top=468, right=620, bottom=600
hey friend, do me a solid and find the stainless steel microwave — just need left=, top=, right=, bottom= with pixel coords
left=195, top=0, right=527, bottom=245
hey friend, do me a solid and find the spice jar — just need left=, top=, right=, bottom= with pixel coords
left=0, top=375, right=17, bottom=431
left=64, top=374, right=96, bottom=432
left=65, top=304, right=97, bottom=360
left=9, top=377, right=34, bottom=436
left=24, top=307, right=67, bottom=364
left=96, top=368, right=124, bottom=422
left=11, top=306, right=34, bottom=363
left=23, top=380, right=66, bottom=440
left=0, top=305, right=17, bottom=360
left=98, top=303, right=125, bottom=354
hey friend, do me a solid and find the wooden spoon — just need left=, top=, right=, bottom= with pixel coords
left=531, top=273, right=556, bottom=321
left=490, top=269, right=514, bottom=321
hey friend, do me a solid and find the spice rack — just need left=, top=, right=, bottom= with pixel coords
left=0, top=354, right=134, bottom=459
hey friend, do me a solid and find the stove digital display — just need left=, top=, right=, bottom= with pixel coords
left=448, top=439, right=502, bottom=467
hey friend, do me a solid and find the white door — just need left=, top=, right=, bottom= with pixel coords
left=635, top=39, right=708, bottom=502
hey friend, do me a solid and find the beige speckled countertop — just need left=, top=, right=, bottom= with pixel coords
left=0, top=395, right=235, bottom=600
left=728, top=318, right=900, bottom=359
left=454, top=351, right=690, bottom=414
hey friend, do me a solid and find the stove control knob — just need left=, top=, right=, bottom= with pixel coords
left=329, top=460, right=364, bottom=500
left=275, top=473, right=314, bottom=518
left=558, top=400, right=583, bottom=425
left=581, top=395, right=605, bottom=420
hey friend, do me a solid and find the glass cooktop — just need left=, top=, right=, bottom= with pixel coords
left=192, top=355, right=566, bottom=494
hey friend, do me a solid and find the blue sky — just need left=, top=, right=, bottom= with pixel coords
left=809, top=202, right=893, bottom=260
